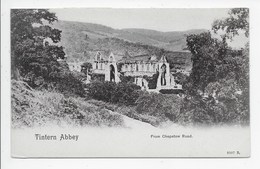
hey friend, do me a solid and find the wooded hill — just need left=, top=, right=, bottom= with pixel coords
left=51, top=20, right=206, bottom=70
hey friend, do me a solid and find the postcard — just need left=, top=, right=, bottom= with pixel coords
left=10, top=8, right=250, bottom=157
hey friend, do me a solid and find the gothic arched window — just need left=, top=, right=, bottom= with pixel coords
left=110, top=65, right=115, bottom=82
left=161, top=64, right=167, bottom=86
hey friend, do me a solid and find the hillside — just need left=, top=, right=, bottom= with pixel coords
left=51, top=20, right=206, bottom=69
left=120, top=28, right=206, bottom=51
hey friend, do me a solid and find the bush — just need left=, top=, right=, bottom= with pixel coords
left=81, top=62, right=92, bottom=75
left=85, top=81, right=141, bottom=105
left=135, top=92, right=182, bottom=122
left=174, top=72, right=188, bottom=85
left=178, top=93, right=249, bottom=126
left=49, top=71, right=86, bottom=97
left=22, top=64, right=86, bottom=97
left=112, top=82, right=141, bottom=105
left=159, top=89, right=184, bottom=94
left=119, top=75, right=135, bottom=84
left=90, top=73, right=105, bottom=81
left=178, top=96, right=215, bottom=125
left=143, top=72, right=159, bottom=89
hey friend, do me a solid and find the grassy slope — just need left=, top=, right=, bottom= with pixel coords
left=11, top=80, right=165, bottom=128
left=11, top=80, right=124, bottom=128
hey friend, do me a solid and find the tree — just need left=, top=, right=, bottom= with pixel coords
left=212, top=8, right=249, bottom=91
left=186, top=32, right=231, bottom=93
left=181, top=8, right=250, bottom=125
left=212, top=8, right=249, bottom=39
left=11, top=9, right=65, bottom=85
left=174, top=72, right=188, bottom=86
left=81, top=62, right=92, bottom=75
left=212, top=8, right=249, bottom=124
left=11, top=9, right=85, bottom=96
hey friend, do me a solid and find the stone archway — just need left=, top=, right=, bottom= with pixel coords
left=161, top=64, right=166, bottom=86
left=110, top=65, right=115, bottom=82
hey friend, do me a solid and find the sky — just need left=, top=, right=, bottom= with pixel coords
left=50, top=8, right=230, bottom=32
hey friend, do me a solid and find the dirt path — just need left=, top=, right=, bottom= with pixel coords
left=108, top=110, right=155, bottom=129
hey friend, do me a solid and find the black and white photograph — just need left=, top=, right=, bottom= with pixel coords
left=9, top=8, right=250, bottom=157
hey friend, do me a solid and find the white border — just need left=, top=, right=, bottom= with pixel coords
left=1, top=0, right=260, bottom=168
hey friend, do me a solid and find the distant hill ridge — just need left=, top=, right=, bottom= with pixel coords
left=51, top=20, right=206, bottom=69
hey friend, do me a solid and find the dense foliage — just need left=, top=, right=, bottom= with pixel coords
left=212, top=8, right=249, bottom=38
left=11, top=9, right=85, bottom=96
left=85, top=81, right=141, bottom=105
left=143, top=72, right=159, bottom=89
left=186, top=32, right=240, bottom=92
left=174, top=72, right=188, bottom=86
left=81, top=62, right=92, bottom=75
left=136, top=92, right=182, bottom=122
left=90, top=73, right=105, bottom=81
left=159, top=89, right=183, bottom=95
left=11, top=9, right=63, bottom=80
left=119, top=75, right=135, bottom=84
left=180, top=8, right=249, bottom=125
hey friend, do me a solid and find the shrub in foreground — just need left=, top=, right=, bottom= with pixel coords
left=178, top=93, right=249, bottom=126
left=135, top=92, right=182, bottom=122
left=85, top=81, right=141, bottom=105
left=49, top=71, right=86, bottom=97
